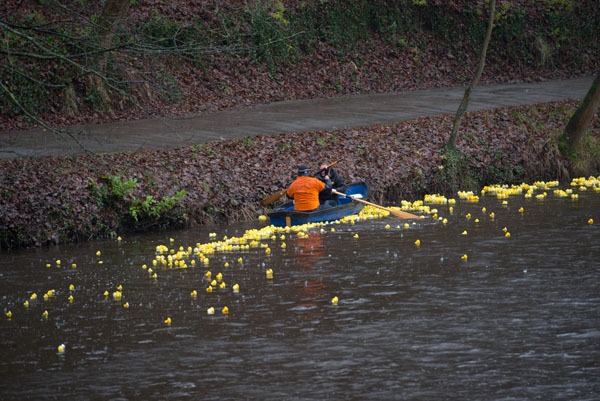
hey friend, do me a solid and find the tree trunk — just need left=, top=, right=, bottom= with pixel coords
left=560, top=73, right=600, bottom=154
left=88, top=0, right=131, bottom=111
left=95, top=0, right=131, bottom=73
left=446, top=0, right=496, bottom=150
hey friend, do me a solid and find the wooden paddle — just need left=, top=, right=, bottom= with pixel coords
left=332, top=189, right=419, bottom=219
left=260, top=161, right=338, bottom=206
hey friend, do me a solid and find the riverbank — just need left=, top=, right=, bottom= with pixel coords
left=1, top=94, right=598, bottom=250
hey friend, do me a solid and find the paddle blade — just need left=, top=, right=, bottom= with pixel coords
left=261, top=189, right=286, bottom=206
left=387, top=208, right=419, bottom=219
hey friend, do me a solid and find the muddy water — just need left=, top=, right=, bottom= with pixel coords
left=1, top=181, right=599, bottom=400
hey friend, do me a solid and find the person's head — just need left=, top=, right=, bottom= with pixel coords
left=319, top=164, right=328, bottom=177
left=297, top=165, right=310, bottom=176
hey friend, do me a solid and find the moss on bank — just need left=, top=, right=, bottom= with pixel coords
left=1, top=100, right=598, bottom=250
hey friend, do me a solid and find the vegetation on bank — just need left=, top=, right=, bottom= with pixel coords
left=1, top=99, right=598, bottom=250
left=1, top=0, right=597, bottom=130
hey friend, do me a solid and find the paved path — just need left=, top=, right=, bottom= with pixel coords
left=0, top=76, right=593, bottom=160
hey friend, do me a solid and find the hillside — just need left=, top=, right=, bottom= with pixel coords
left=1, top=0, right=597, bottom=130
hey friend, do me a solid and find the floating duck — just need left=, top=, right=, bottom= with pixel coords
left=266, top=269, right=274, bottom=279
left=414, top=239, right=421, bottom=247
left=30, top=293, right=37, bottom=300
left=331, top=296, right=339, bottom=306
left=518, top=207, right=524, bottom=213
left=206, top=286, right=213, bottom=293
left=42, top=310, right=49, bottom=319
left=216, top=272, right=223, bottom=282
left=164, top=317, right=172, bottom=326
left=461, top=230, right=467, bottom=235
left=112, top=291, right=122, bottom=301
left=461, top=254, right=468, bottom=261
left=6, top=310, right=12, bottom=319
left=353, top=234, right=359, bottom=239
left=123, top=302, right=129, bottom=309
left=57, top=344, right=66, bottom=353
left=190, top=290, right=197, bottom=298
left=222, top=306, right=229, bottom=315
left=207, top=307, right=215, bottom=315
left=68, top=295, right=74, bottom=303
left=219, top=282, right=226, bottom=289
left=465, top=213, right=472, bottom=219
left=56, top=259, right=61, bottom=266
left=589, top=218, right=594, bottom=225
left=505, top=232, right=511, bottom=238
left=502, top=227, right=508, bottom=233
left=96, top=250, right=101, bottom=256
left=71, top=263, right=77, bottom=269
left=23, top=300, right=29, bottom=308
left=69, top=284, right=75, bottom=291
left=232, top=283, right=240, bottom=293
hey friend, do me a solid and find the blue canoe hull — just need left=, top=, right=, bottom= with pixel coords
left=267, top=182, right=368, bottom=227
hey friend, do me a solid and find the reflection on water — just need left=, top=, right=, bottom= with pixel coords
left=1, top=179, right=599, bottom=400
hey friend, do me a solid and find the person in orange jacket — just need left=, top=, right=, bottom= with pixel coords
left=287, top=165, right=332, bottom=211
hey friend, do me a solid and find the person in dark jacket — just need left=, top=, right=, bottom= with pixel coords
left=317, top=163, right=345, bottom=206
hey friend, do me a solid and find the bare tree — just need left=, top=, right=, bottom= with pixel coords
left=446, top=0, right=496, bottom=150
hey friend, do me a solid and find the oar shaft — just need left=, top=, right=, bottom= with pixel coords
left=332, top=189, right=418, bottom=219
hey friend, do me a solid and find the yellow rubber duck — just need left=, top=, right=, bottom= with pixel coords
left=123, top=302, right=130, bottom=309
left=461, top=254, right=468, bottom=261
left=190, top=290, right=197, bottom=298
left=207, top=307, right=215, bottom=315
left=23, top=300, right=29, bottom=308
left=216, top=272, right=223, bottom=282
left=71, top=263, right=77, bottom=269
left=68, top=295, right=74, bottom=303
left=57, top=344, right=66, bottom=353
left=42, top=310, right=49, bottom=319
left=518, top=207, right=524, bottom=213
left=505, top=232, right=511, bottom=238
left=266, top=269, right=274, bottom=279
left=6, top=310, right=12, bottom=319
left=206, top=286, right=213, bottom=293
left=164, top=317, right=172, bottom=326
left=112, top=291, right=122, bottom=301
left=232, top=283, right=240, bottom=293
left=221, top=306, right=229, bottom=315
left=331, top=296, right=339, bottom=306
left=353, top=233, right=359, bottom=238
left=461, top=230, right=467, bottom=235
left=414, top=239, right=421, bottom=247
left=96, top=250, right=101, bottom=256
left=589, top=218, right=594, bottom=225
left=30, top=293, right=38, bottom=300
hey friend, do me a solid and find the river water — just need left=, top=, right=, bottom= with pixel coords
left=1, top=179, right=599, bottom=401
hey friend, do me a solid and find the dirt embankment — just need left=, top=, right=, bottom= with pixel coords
left=2, top=98, right=598, bottom=250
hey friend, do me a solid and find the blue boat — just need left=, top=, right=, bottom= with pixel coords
left=268, top=182, right=368, bottom=227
